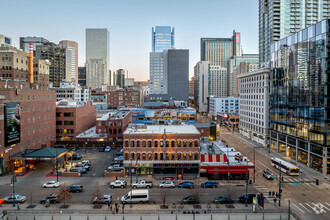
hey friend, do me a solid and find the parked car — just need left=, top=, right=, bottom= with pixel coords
left=69, top=154, right=82, bottom=160
left=82, top=160, right=91, bottom=166
left=121, top=190, right=149, bottom=204
left=76, top=162, right=90, bottom=171
left=238, top=194, right=256, bottom=204
left=40, top=194, right=59, bottom=204
left=3, top=195, right=26, bottom=203
left=110, top=180, right=127, bottom=188
left=105, top=146, right=111, bottom=152
left=263, top=171, right=275, bottom=180
left=182, top=195, right=199, bottom=204
left=132, top=180, right=153, bottom=189
left=116, top=152, right=123, bottom=157
left=108, top=164, right=124, bottom=172
left=43, top=181, right=60, bottom=188
left=201, top=181, right=218, bottom=188
left=92, top=194, right=112, bottom=204
left=178, top=181, right=194, bottom=189
left=68, top=185, right=84, bottom=192
left=114, top=156, right=124, bottom=162
left=214, top=196, right=234, bottom=204
left=159, top=180, right=175, bottom=188
left=70, top=167, right=86, bottom=174
left=99, top=146, right=105, bottom=152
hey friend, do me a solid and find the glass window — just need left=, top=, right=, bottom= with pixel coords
left=194, top=140, right=199, bottom=147
left=311, top=155, right=322, bottom=173
left=131, top=153, right=135, bottom=160
left=177, top=140, right=181, bottom=147
left=183, top=141, right=187, bottom=147
left=131, top=140, right=135, bottom=147
left=142, top=140, right=146, bottom=147
left=136, top=140, right=140, bottom=147
left=177, top=153, right=181, bottom=160
left=125, top=140, right=129, bottom=148
left=183, top=153, right=187, bottom=160
left=189, top=140, right=193, bottom=147
left=137, top=153, right=141, bottom=160
left=171, top=140, right=175, bottom=148
left=298, top=150, right=308, bottom=166
left=154, top=141, right=158, bottom=148
left=148, top=140, right=152, bottom=148
left=154, top=153, right=158, bottom=160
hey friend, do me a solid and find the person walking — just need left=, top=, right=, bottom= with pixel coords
left=108, top=202, right=110, bottom=210
left=272, top=191, right=275, bottom=197
left=122, top=201, right=125, bottom=214
left=115, top=203, right=119, bottom=214
left=269, top=191, right=271, bottom=198
left=274, top=198, right=277, bottom=206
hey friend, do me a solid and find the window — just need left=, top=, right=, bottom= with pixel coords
left=194, top=140, right=199, bottom=147
left=137, top=153, right=141, bottom=160
left=160, top=153, right=164, bottom=160
left=160, top=141, right=164, bottom=148
left=131, top=140, right=135, bottom=147
left=165, top=153, right=170, bottom=160
left=136, top=140, right=140, bottom=147
left=64, top=121, right=74, bottom=125
left=131, top=153, right=135, bottom=160
left=183, top=153, right=187, bottom=160
left=171, top=140, right=175, bottom=148
left=124, top=153, right=129, bottom=160
left=64, top=112, right=73, bottom=117
left=166, top=140, right=169, bottom=148
left=189, top=140, right=193, bottom=147
left=194, top=153, right=198, bottom=160
left=171, top=153, right=175, bottom=160
left=142, top=140, right=146, bottom=147
left=177, top=140, right=181, bottom=147
left=148, top=140, right=152, bottom=148
left=154, top=141, right=158, bottom=148
left=125, top=140, right=129, bottom=148
left=148, top=153, right=152, bottom=160
left=189, top=153, right=193, bottom=160
left=183, top=141, right=187, bottom=147
left=154, top=153, right=158, bottom=160
left=142, top=153, right=146, bottom=160
left=177, top=153, right=181, bottom=160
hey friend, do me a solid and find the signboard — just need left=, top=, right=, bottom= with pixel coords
left=4, top=102, right=21, bottom=146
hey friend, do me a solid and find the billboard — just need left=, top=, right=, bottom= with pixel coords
left=4, top=102, right=21, bottom=146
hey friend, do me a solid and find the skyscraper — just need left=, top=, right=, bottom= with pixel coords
left=259, top=0, right=330, bottom=66
left=149, top=49, right=189, bottom=101
left=59, top=40, right=78, bottom=86
left=152, top=26, right=175, bottom=52
left=115, top=69, right=127, bottom=88
left=20, top=36, right=49, bottom=55
left=86, top=28, right=110, bottom=88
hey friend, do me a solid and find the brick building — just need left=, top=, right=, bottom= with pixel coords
left=123, top=122, right=201, bottom=179
left=0, top=45, right=56, bottom=174
left=95, top=110, right=132, bottom=141
left=55, top=100, right=96, bottom=141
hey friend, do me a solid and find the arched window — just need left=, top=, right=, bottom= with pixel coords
left=125, top=140, right=129, bottom=148
left=188, top=153, right=193, bottom=160
left=183, top=140, right=187, bottom=147
left=177, top=153, right=181, bottom=160
left=194, top=140, right=199, bottom=147
left=166, top=141, right=169, bottom=148
left=171, top=140, right=175, bottom=148
left=177, top=140, right=182, bottom=147
left=189, top=140, right=193, bottom=147
left=165, top=153, right=170, bottom=160
left=131, top=153, right=135, bottom=160
left=194, top=153, right=199, bottom=160
left=154, top=141, right=158, bottom=148
left=142, top=153, right=146, bottom=160
left=131, top=140, right=135, bottom=147
left=124, top=153, right=129, bottom=160
left=154, top=153, right=158, bottom=160
left=148, top=140, right=152, bottom=147
left=148, top=153, right=152, bottom=160
left=136, top=140, right=140, bottom=147
left=160, top=153, right=164, bottom=160
left=137, top=153, right=141, bottom=160
left=171, top=153, right=175, bottom=160
left=142, top=140, right=146, bottom=147
left=183, top=153, right=187, bottom=160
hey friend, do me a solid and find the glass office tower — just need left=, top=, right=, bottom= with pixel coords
left=152, top=26, right=175, bottom=52
left=269, top=19, right=330, bottom=176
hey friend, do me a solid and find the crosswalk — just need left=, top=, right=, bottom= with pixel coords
left=283, top=177, right=318, bottom=188
left=292, top=202, right=330, bottom=215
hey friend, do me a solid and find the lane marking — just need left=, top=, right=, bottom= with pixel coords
left=312, top=202, right=330, bottom=212
left=299, top=203, right=311, bottom=213
left=325, top=202, right=330, bottom=207
left=293, top=203, right=305, bottom=213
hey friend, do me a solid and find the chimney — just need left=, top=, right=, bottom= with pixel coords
left=29, top=42, right=33, bottom=83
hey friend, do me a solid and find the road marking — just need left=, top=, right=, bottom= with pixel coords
left=299, top=203, right=311, bottom=213
left=325, top=202, right=330, bottom=207
left=306, top=203, right=327, bottom=214
left=303, top=178, right=311, bottom=185
left=293, top=203, right=305, bottom=213
left=312, top=203, right=330, bottom=212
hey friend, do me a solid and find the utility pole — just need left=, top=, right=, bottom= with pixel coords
left=130, top=159, right=132, bottom=208
left=245, top=160, right=248, bottom=207
left=136, top=141, right=138, bottom=182
left=56, top=146, right=59, bottom=182
left=253, top=146, right=264, bottom=183
left=287, top=198, right=291, bottom=220
left=279, top=161, right=282, bottom=207
left=12, top=162, right=16, bottom=207
left=227, top=146, right=230, bottom=183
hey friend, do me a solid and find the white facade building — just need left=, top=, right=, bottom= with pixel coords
left=209, top=97, right=240, bottom=116
left=209, top=65, right=227, bottom=97
left=149, top=51, right=168, bottom=96
left=238, top=68, right=269, bottom=146
left=51, top=82, right=91, bottom=102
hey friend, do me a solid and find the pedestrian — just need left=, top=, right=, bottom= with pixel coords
left=274, top=198, right=277, bottom=206
left=272, top=191, right=275, bottom=197
left=112, top=207, right=115, bottom=214
left=108, top=202, right=110, bottom=210
left=17, top=203, right=20, bottom=210
left=115, top=203, right=119, bottom=214
left=122, top=202, right=125, bottom=214
left=269, top=191, right=271, bottom=198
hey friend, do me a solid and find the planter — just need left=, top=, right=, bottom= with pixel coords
left=216, top=203, right=220, bottom=208
left=206, top=203, right=211, bottom=209
left=179, top=204, right=184, bottom=209
left=172, top=203, right=176, bottom=209
left=60, top=205, right=70, bottom=209
left=160, top=205, right=168, bottom=209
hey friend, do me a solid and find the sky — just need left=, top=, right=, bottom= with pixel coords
left=0, top=0, right=258, bottom=81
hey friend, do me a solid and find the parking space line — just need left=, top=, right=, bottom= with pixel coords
left=293, top=203, right=305, bottom=213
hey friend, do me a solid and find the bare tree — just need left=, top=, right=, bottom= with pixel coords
left=226, top=185, right=235, bottom=200
left=160, top=188, right=167, bottom=208
left=58, top=184, right=72, bottom=207
left=191, top=179, right=201, bottom=203
left=91, top=182, right=103, bottom=204
left=212, top=168, right=219, bottom=180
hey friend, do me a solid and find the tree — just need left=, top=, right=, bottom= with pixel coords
left=58, top=184, right=72, bottom=207
left=160, top=188, right=167, bottom=208
left=191, top=179, right=201, bottom=203
left=91, top=183, right=103, bottom=204
left=212, top=168, right=219, bottom=180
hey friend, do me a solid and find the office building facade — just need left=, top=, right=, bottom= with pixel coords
left=115, top=69, right=127, bottom=88
left=0, top=35, right=12, bottom=46
left=209, top=97, right=240, bottom=117
left=86, top=28, right=110, bottom=88
left=232, top=61, right=259, bottom=97
left=238, top=69, right=269, bottom=146
left=59, top=40, right=78, bottom=85
left=78, top=67, right=86, bottom=87
left=269, top=20, right=329, bottom=176
left=152, top=26, right=175, bottom=52
left=259, top=0, right=330, bottom=66
left=149, top=49, right=189, bottom=102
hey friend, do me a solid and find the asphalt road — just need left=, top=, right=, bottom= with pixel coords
left=218, top=125, right=330, bottom=220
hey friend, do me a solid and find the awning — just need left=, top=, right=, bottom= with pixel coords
left=12, top=148, right=67, bottom=160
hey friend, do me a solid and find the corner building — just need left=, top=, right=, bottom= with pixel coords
left=123, top=123, right=200, bottom=179
left=269, top=19, right=330, bottom=176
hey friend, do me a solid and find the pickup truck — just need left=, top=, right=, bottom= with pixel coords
left=110, top=180, right=127, bottom=188
left=131, top=180, right=153, bottom=188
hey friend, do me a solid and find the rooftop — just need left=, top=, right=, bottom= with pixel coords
left=97, top=110, right=131, bottom=121
left=124, top=123, right=200, bottom=135
left=56, top=99, right=86, bottom=108
left=76, top=127, right=107, bottom=139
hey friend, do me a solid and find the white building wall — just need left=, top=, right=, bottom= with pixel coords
left=209, top=97, right=240, bottom=116
left=196, top=61, right=209, bottom=113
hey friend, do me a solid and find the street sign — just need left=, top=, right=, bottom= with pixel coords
left=291, top=182, right=299, bottom=185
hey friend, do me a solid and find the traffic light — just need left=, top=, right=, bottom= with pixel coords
left=316, top=179, right=319, bottom=185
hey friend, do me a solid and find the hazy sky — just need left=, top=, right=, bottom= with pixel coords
left=0, top=0, right=258, bottom=81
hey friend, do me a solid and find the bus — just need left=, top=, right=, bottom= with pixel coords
left=270, top=157, right=300, bottom=176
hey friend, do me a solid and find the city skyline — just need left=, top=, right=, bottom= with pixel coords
left=0, top=0, right=258, bottom=81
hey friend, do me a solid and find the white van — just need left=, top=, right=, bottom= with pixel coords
left=121, top=189, right=149, bottom=204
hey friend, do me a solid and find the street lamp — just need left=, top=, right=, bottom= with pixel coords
left=245, top=160, right=249, bottom=207
left=287, top=198, right=291, bottom=220
left=130, top=159, right=133, bottom=208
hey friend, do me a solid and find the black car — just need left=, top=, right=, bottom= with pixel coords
left=70, top=154, right=82, bottom=160
left=238, top=194, right=256, bottom=204
left=76, top=163, right=89, bottom=171
left=182, top=195, right=199, bottom=204
left=68, top=185, right=83, bottom=192
left=99, top=147, right=105, bottom=152
left=214, top=196, right=234, bottom=204
left=40, top=194, right=59, bottom=204
left=263, top=171, right=275, bottom=180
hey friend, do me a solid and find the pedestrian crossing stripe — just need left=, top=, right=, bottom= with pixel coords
left=293, top=202, right=330, bottom=215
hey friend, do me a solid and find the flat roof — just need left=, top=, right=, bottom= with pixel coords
left=97, top=110, right=131, bottom=121
left=124, top=123, right=200, bottom=135
left=76, top=126, right=107, bottom=138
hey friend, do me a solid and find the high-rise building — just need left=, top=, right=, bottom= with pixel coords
left=35, top=42, right=67, bottom=87
left=59, top=40, right=78, bottom=86
left=200, top=30, right=240, bottom=68
left=20, top=36, right=49, bottom=55
left=149, top=49, right=189, bottom=102
left=232, top=61, right=259, bottom=97
left=152, top=26, right=175, bottom=52
left=194, top=61, right=227, bottom=113
left=115, top=69, right=127, bottom=88
left=78, top=67, right=86, bottom=87
left=227, top=54, right=259, bottom=96
left=259, top=0, right=330, bottom=66
left=0, top=35, right=12, bottom=46
left=269, top=19, right=329, bottom=176
left=86, top=28, right=110, bottom=88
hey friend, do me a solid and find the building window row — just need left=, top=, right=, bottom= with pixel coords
left=124, top=139, right=199, bottom=148
left=124, top=152, right=199, bottom=161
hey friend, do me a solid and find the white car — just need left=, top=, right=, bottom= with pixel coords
left=105, top=146, right=111, bottom=152
left=159, top=180, right=175, bottom=188
left=43, top=181, right=60, bottom=188
left=3, top=194, right=26, bottom=203
left=110, top=180, right=127, bottom=188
